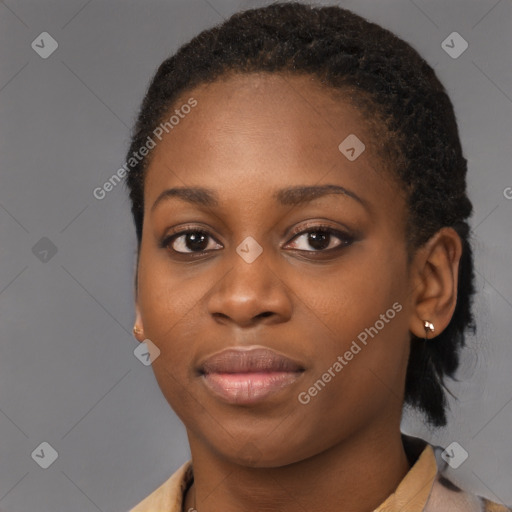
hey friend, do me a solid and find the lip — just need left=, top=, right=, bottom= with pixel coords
left=198, top=346, right=305, bottom=405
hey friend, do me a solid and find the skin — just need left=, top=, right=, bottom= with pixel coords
left=133, top=72, right=462, bottom=512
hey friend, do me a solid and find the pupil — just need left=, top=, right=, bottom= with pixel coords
left=187, top=232, right=208, bottom=251
left=309, top=231, right=329, bottom=250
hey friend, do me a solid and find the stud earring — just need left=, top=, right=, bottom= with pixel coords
left=133, top=325, right=143, bottom=336
left=423, top=321, right=435, bottom=340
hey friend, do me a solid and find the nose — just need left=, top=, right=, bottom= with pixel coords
left=206, top=248, right=293, bottom=328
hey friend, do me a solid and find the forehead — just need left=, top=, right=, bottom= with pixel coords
left=150, top=72, right=373, bottom=164
left=143, top=72, right=404, bottom=219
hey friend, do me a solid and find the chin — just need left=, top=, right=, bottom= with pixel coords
left=218, top=438, right=314, bottom=469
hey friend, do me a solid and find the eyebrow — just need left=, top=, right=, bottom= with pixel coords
left=150, top=184, right=369, bottom=213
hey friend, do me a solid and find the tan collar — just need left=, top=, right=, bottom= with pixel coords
left=130, top=442, right=437, bottom=512
left=375, top=443, right=437, bottom=511
left=130, top=461, right=193, bottom=512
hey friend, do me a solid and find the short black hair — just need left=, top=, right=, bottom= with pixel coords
left=124, top=1, right=476, bottom=427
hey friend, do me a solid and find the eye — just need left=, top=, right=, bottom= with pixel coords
left=161, top=223, right=354, bottom=256
left=161, top=229, right=222, bottom=254
left=285, top=225, right=354, bottom=252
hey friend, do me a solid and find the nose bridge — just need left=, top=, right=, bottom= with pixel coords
left=206, top=235, right=292, bottom=325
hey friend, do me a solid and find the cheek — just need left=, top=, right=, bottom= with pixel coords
left=294, top=241, right=408, bottom=337
left=136, top=258, right=209, bottom=423
left=136, top=253, right=199, bottom=378
left=137, top=245, right=207, bottom=337
left=292, top=244, right=410, bottom=401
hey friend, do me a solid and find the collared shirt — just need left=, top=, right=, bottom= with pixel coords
left=130, top=435, right=511, bottom=512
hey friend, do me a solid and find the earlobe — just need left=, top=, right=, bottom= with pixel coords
left=408, top=227, right=462, bottom=340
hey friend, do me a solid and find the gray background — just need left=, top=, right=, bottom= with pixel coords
left=0, top=0, right=510, bottom=510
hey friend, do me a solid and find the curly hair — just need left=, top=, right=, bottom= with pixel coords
left=124, top=1, right=476, bottom=427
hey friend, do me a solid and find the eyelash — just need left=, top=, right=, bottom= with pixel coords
left=160, top=223, right=355, bottom=257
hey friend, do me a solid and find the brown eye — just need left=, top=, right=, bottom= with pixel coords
left=286, top=227, right=354, bottom=252
left=162, top=230, right=222, bottom=254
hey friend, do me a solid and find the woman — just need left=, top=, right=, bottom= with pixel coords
left=125, top=3, right=510, bottom=511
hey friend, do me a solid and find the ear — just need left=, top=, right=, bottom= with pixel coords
left=408, top=227, right=462, bottom=339
left=132, top=257, right=146, bottom=342
left=133, top=300, right=145, bottom=343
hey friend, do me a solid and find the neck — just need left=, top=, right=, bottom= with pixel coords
left=183, top=426, right=411, bottom=512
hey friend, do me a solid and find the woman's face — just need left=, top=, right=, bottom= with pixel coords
left=136, top=72, right=415, bottom=466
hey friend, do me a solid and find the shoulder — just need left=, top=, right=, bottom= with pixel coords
left=424, top=441, right=511, bottom=512
left=129, top=460, right=193, bottom=512
left=426, top=474, right=511, bottom=512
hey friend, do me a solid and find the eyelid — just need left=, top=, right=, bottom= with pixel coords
left=286, top=220, right=353, bottom=239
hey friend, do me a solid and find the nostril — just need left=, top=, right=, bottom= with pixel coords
left=212, top=312, right=229, bottom=320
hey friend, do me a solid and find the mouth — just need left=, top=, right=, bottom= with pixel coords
left=198, top=346, right=305, bottom=405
